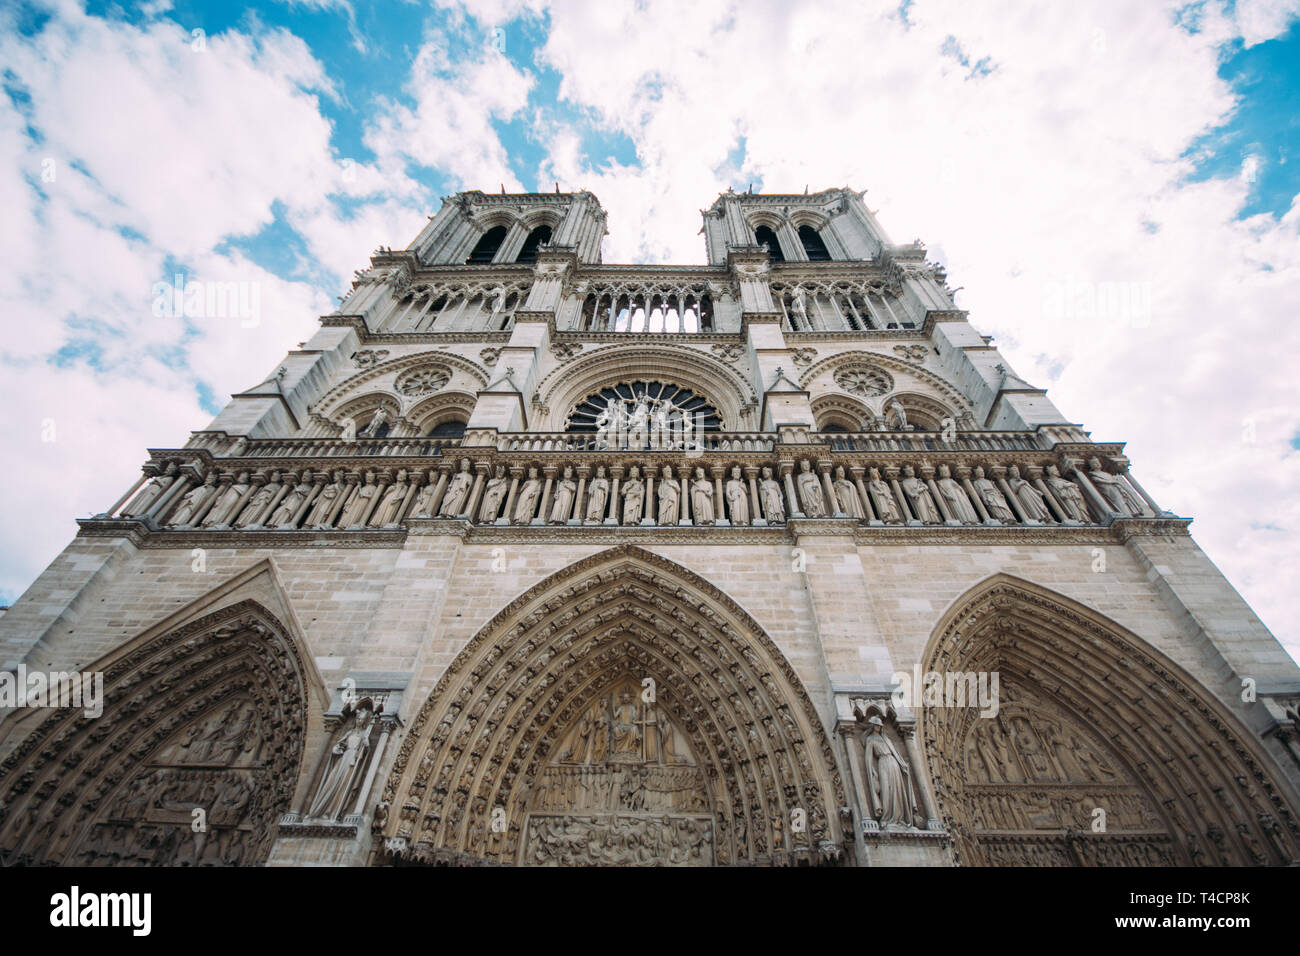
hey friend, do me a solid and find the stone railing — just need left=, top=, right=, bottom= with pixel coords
left=495, top=431, right=776, bottom=453
left=824, top=431, right=1043, bottom=453
left=185, top=432, right=462, bottom=459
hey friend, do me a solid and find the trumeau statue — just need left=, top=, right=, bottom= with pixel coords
left=1006, top=464, right=1051, bottom=522
left=479, top=465, right=509, bottom=522
left=1046, top=464, right=1090, bottom=522
left=759, top=466, right=785, bottom=523
left=868, top=467, right=902, bottom=524
left=513, top=467, right=541, bottom=524
left=832, top=465, right=862, bottom=518
left=863, top=716, right=914, bottom=828
left=1087, top=457, right=1145, bottom=516
left=659, top=464, right=681, bottom=525
left=796, top=459, right=825, bottom=517
left=585, top=465, right=609, bottom=522
left=936, top=464, right=979, bottom=523
left=621, top=466, right=644, bottom=525
left=306, top=703, right=377, bottom=821
left=168, top=473, right=217, bottom=527
left=550, top=466, right=577, bottom=523
left=439, top=459, right=474, bottom=517
left=900, top=465, right=940, bottom=524
left=972, top=466, right=1016, bottom=522
left=726, top=466, right=749, bottom=525
left=691, top=467, right=714, bottom=524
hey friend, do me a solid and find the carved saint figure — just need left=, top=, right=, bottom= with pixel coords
left=235, top=472, right=281, bottom=529
left=479, top=465, right=508, bottom=522
left=863, top=716, right=914, bottom=827
left=759, top=466, right=785, bottom=523
left=439, top=459, right=474, bottom=517
left=1045, top=465, right=1090, bottom=522
left=585, top=466, right=610, bottom=522
left=124, top=462, right=178, bottom=516
left=270, top=472, right=314, bottom=528
left=550, top=466, right=577, bottom=523
left=370, top=469, right=409, bottom=526
left=868, top=467, right=902, bottom=523
left=611, top=691, right=641, bottom=756
left=621, top=466, right=645, bottom=524
left=936, top=464, right=978, bottom=523
left=796, top=459, right=825, bottom=517
left=338, top=471, right=377, bottom=528
left=972, top=466, right=1016, bottom=522
left=658, top=464, right=681, bottom=525
left=690, top=467, right=715, bottom=524
left=1087, top=457, right=1145, bottom=516
left=357, top=406, right=390, bottom=438
left=887, top=398, right=911, bottom=431
left=725, top=465, right=749, bottom=525
left=203, top=471, right=250, bottom=527
left=307, top=704, right=376, bottom=820
left=832, top=465, right=862, bottom=519
left=168, top=473, right=217, bottom=527
left=513, top=467, right=541, bottom=523
left=408, top=470, right=439, bottom=519
left=1006, top=464, right=1051, bottom=522
left=900, top=465, right=940, bottom=523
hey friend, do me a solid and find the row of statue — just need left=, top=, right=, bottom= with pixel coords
left=119, top=455, right=1151, bottom=530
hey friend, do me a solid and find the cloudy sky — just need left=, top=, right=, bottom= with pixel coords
left=2, top=0, right=1298, bottom=660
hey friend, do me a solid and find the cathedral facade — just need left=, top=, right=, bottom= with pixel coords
left=2, top=187, right=1298, bottom=867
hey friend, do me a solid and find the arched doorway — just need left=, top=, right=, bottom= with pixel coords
left=0, top=600, right=311, bottom=865
left=920, top=576, right=1300, bottom=866
left=375, top=546, right=849, bottom=866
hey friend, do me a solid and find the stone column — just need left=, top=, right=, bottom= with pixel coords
left=188, top=474, right=231, bottom=528
left=1028, top=466, right=1069, bottom=524
left=607, top=466, right=622, bottom=525
left=574, top=465, right=590, bottom=527
left=361, top=473, right=391, bottom=527
left=851, top=466, right=879, bottom=524
left=325, top=475, right=357, bottom=529
left=499, top=467, right=523, bottom=526
left=1065, top=459, right=1113, bottom=522
left=145, top=472, right=194, bottom=524
left=535, top=466, right=556, bottom=526
left=642, top=466, right=657, bottom=526
left=1111, top=457, right=1164, bottom=516
left=711, top=466, right=729, bottom=526
left=818, top=461, right=841, bottom=517
left=350, top=718, right=396, bottom=820
left=922, top=463, right=956, bottom=525
left=426, top=465, right=453, bottom=517
left=840, top=726, right=870, bottom=842
left=395, top=471, right=424, bottom=524
left=678, top=469, right=691, bottom=525
left=886, top=466, right=915, bottom=525
left=464, top=464, right=489, bottom=520
left=289, top=474, right=327, bottom=528
left=781, top=463, right=804, bottom=518
left=99, top=471, right=149, bottom=518
left=992, top=466, right=1031, bottom=524
left=957, top=465, right=994, bottom=524
left=899, top=724, right=942, bottom=830
left=251, top=477, right=294, bottom=530
left=745, top=466, right=765, bottom=526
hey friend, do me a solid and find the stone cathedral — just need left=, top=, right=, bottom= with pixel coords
left=2, top=186, right=1299, bottom=868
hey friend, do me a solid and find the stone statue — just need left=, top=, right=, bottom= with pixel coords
left=796, top=459, right=825, bottom=517
left=868, top=467, right=902, bottom=524
left=887, top=399, right=910, bottom=431
left=936, top=464, right=978, bottom=523
left=658, top=465, right=680, bottom=525
left=725, top=466, right=749, bottom=525
left=271, top=472, right=315, bottom=528
left=124, top=462, right=178, bottom=516
left=513, top=467, right=541, bottom=523
left=306, top=704, right=376, bottom=820
left=370, top=469, right=408, bottom=526
left=357, top=406, right=389, bottom=438
left=621, top=466, right=644, bottom=524
left=832, top=465, right=862, bottom=519
left=203, top=471, right=251, bottom=527
left=900, top=465, right=940, bottom=524
left=1006, top=465, right=1051, bottom=522
left=439, top=459, right=473, bottom=517
left=339, top=472, right=377, bottom=528
left=1045, top=465, right=1090, bottom=522
left=235, top=472, right=281, bottom=529
left=550, top=466, right=577, bottom=523
left=408, top=470, right=439, bottom=519
left=789, top=287, right=809, bottom=328
left=863, top=716, right=914, bottom=827
left=1087, top=458, right=1145, bottom=516
left=585, top=466, right=610, bottom=522
left=479, top=465, right=508, bottom=522
left=690, top=467, right=714, bottom=524
left=972, top=466, right=1016, bottom=522
left=305, top=471, right=344, bottom=527
left=759, top=466, right=785, bottom=523
left=168, top=473, right=217, bottom=527
left=652, top=398, right=675, bottom=449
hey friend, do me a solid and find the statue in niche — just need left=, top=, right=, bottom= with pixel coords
left=900, top=465, right=940, bottom=523
left=1006, top=464, right=1051, bottom=522
left=789, top=287, right=809, bottom=328
left=796, top=459, right=825, bottom=517
left=439, top=458, right=474, bottom=517
left=487, top=285, right=507, bottom=323
left=887, top=399, right=912, bottom=431
left=1045, top=465, right=1090, bottom=522
left=168, top=472, right=217, bottom=527
left=550, top=465, right=577, bottom=523
left=1087, top=457, right=1145, bottom=516
left=621, top=466, right=645, bottom=524
left=270, top=471, right=314, bottom=527
left=408, top=470, right=439, bottom=519
left=690, top=467, right=714, bottom=524
left=658, top=464, right=681, bottom=525
left=234, top=472, right=280, bottom=529
left=124, top=461, right=178, bottom=516
left=862, top=716, right=914, bottom=827
left=585, top=466, right=610, bottom=522
left=832, top=465, right=862, bottom=518
left=560, top=706, right=597, bottom=764
left=479, top=465, right=508, bottom=522
left=307, top=702, right=377, bottom=820
left=338, top=471, right=377, bottom=528
left=303, top=470, right=344, bottom=526
left=867, top=467, right=902, bottom=523
left=611, top=690, right=642, bottom=756
left=513, top=467, right=542, bottom=523
left=357, top=406, right=390, bottom=438
left=972, top=466, right=1016, bottom=522
left=202, top=471, right=250, bottom=527
left=726, top=466, right=749, bottom=525
left=936, top=464, right=979, bottom=523
left=759, top=466, right=785, bottom=523
left=370, top=469, right=408, bottom=526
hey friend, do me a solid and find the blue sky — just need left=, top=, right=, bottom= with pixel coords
left=1, top=0, right=1299, bottom=659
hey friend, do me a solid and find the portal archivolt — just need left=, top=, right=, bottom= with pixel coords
left=377, top=545, right=848, bottom=866
left=922, top=576, right=1300, bottom=866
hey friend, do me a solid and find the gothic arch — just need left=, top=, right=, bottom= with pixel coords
left=534, top=345, right=759, bottom=431
left=882, top=391, right=962, bottom=431
left=405, top=390, right=477, bottom=435
left=376, top=545, right=848, bottom=866
left=310, top=351, right=490, bottom=423
left=919, top=574, right=1300, bottom=866
left=811, top=394, right=875, bottom=431
left=798, top=350, right=974, bottom=420
left=0, top=599, right=313, bottom=866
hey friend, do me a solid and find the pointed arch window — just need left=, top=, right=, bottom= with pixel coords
left=798, top=225, right=831, bottom=261
left=467, top=225, right=508, bottom=264
left=754, top=225, right=784, bottom=262
left=516, top=224, right=553, bottom=263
